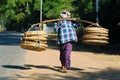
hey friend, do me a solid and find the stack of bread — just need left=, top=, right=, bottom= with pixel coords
left=82, top=26, right=109, bottom=45
left=20, top=30, right=48, bottom=51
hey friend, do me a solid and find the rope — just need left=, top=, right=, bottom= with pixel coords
left=35, top=26, right=40, bottom=47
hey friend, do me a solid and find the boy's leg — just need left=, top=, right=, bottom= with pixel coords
left=65, top=43, right=72, bottom=69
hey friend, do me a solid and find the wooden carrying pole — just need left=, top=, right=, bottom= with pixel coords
left=31, top=18, right=99, bottom=28
left=42, top=18, right=96, bottom=25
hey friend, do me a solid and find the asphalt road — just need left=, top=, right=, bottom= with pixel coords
left=0, top=31, right=26, bottom=79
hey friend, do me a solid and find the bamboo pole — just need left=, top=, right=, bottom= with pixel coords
left=32, top=18, right=98, bottom=27
left=42, top=18, right=95, bottom=25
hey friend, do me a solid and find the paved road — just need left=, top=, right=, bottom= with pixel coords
left=0, top=31, right=26, bottom=79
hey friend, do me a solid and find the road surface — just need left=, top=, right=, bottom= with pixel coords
left=0, top=31, right=26, bottom=79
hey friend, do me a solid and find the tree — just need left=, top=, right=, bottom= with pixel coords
left=0, top=0, right=31, bottom=31
left=42, top=0, right=74, bottom=19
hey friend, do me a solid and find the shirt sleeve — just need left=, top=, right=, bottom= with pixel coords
left=72, top=23, right=77, bottom=28
left=54, top=22, right=58, bottom=32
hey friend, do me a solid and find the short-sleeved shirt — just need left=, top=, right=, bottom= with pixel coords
left=54, top=20, right=78, bottom=44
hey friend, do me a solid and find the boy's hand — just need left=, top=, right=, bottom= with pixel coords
left=73, top=18, right=76, bottom=21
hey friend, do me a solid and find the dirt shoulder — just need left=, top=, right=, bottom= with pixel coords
left=14, top=42, right=120, bottom=80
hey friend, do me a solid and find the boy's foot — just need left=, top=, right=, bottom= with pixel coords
left=61, top=66, right=67, bottom=73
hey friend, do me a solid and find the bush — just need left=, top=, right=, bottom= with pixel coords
left=0, top=25, right=6, bottom=32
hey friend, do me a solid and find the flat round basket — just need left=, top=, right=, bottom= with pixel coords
left=82, top=39, right=109, bottom=45
left=85, top=30, right=108, bottom=34
left=84, top=27, right=109, bottom=34
left=83, top=35, right=109, bottom=40
left=82, top=26, right=109, bottom=45
left=21, top=40, right=47, bottom=44
left=23, top=37, right=47, bottom=41
left=85, top=33, right=108, bottom=37
left=24, top=31, right=48, bottom=37
left=20, top=42, right=48, bottom=51
left=84, top=27, right=109, bottom=32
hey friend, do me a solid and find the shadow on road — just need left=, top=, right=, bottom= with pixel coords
left=78, top=68, right=120, bottom=80
left=2, top=65, right=31, bottom=70
left=12, top=67, right=120, bottom=80
left=2, top=64, right=84, bottom=74
left=22, top=64, right=83, bottom=73
left=0, top=31, right=23, bottom=46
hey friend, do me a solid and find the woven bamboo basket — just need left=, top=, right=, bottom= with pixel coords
left=24, top=31, right=48, bottom=37
left=82, top=26, right=109, bottom=45
left=22, top=36, right=47, bottom=41
left=83, top=35, right=109, bottom=40
left=20, top=25, right=48, bottom=52
left=82, top=40, right=109, bottom=45
left=84, top=27, right=108, bottom=32
left=20, top=43, right=47, bottom=51
left=21, top=40, right=47, bottom=44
